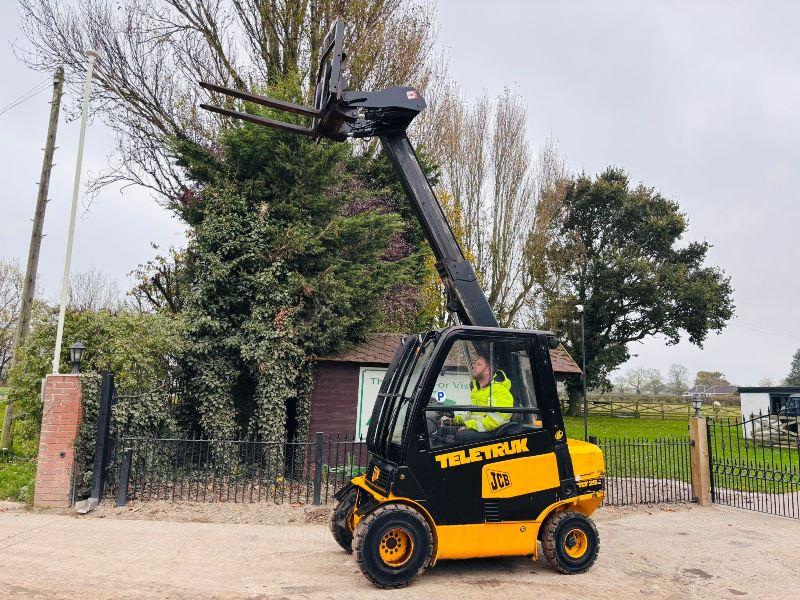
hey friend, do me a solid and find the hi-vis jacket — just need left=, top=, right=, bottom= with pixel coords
left=453, top=371, right=513, bottom=432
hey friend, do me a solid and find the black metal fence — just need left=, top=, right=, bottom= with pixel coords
left=106, top=432, right=698, bottom=508
left=597, top=437, right=694, bottom=506
left=708, top=411, right=800, bottom=519
left=108, top=433, right=368, bottom=505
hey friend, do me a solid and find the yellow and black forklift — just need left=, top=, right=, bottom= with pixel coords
left=200, top=19, right=605, bottom=588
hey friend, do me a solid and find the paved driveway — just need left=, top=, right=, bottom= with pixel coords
left=0, top=504, right=794, bottom=599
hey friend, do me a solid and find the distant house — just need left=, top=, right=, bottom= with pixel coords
left=684, top=384, right=738, bottom=397
left=308, top=333, right=582, bottom=438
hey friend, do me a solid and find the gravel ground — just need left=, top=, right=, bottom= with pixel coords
left=91, top=497, right=695, bottom=525
left=90, top=499, right=334, bottom=525
left=0, top=501, right=796, bottom=599
left=604, top=477, right=693, bottom=505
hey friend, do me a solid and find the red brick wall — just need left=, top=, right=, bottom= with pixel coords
left=34, top=375, right=83, bottom=508
left=308, top=362, right=361, bottom=438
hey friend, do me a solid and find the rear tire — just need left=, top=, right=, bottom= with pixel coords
left=541, top=510, right=599, bottom=574
left=354, top=503, right=433, bottom=588
left=330, top=489, right=357, bottom=552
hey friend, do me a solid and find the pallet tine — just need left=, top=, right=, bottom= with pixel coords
left=199, top=103, right=317, bottom=137
left=199, top=81, right=322, bottom=118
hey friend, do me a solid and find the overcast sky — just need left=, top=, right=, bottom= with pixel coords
left=1, top=1, right=799, bottom=386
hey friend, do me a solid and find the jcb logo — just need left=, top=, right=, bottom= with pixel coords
left=487, top=470, right=511, bottom=493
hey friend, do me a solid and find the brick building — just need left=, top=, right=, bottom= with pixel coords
left=308, top=333, right=582, bottom=438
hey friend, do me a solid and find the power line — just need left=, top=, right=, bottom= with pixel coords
left=3, top=76, right=51, bottom=105
left=729, top=319, right=800, bottom=343
left=0, top=77, right=53, bottom=116
left=0, top=80, right=51, bottom=115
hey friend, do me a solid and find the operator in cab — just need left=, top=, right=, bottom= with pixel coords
left=442, top=349, right=514, bottom=442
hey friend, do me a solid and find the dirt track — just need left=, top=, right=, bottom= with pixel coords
left=0, top=502, right=795, bottom=599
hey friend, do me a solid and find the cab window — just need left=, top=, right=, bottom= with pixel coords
left=425, top=337, right=541, bottom=450
left=389, top=337, right=436, bottom=445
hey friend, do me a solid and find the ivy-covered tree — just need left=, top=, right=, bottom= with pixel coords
left=786, top=349, right=800, bottom=386
left=173, top=92, right=423, bottom=440
left=545, top=168, right=734, bottom=415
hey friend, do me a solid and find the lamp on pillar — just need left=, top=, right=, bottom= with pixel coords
left=691, top=393, right=703, bottom=418
left=69, top=341, right=86, bottom=374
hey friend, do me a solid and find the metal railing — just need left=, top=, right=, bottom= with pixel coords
left=597, top=437, right=694, bottom=505
left=108, top=433, right=367, bottom=505
left=107, top=431, right=698, bottom=509
left=707, top=411, right=800, bottom=518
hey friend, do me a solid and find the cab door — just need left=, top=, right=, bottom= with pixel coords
left=404, top=329, right=569, bottom=526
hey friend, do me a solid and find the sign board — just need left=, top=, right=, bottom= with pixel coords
left=356, top=367, right=472, bottom=438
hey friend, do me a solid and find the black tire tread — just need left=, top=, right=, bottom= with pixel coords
left=329, top=490, right=357, bottom=552
left=541, top=510, right=600, bottom=574
left=353, top=503, right=434, bottom=589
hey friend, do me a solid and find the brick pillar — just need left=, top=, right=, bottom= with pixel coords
left=34, top=374, right=83, bottom=508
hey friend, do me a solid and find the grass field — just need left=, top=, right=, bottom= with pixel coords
left=0, top=460, right=36, bottom=503
left=564, top=415, right=689, bottom=440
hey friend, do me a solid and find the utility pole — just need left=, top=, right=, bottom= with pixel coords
left=1, top=67, right=64, bottom=451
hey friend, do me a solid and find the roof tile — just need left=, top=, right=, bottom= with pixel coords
left=320, top=333, right=582, bottom=376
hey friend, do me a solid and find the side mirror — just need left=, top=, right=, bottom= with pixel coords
left=547, top=336, right=560, bottom=350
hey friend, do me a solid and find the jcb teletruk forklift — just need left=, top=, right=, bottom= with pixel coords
left=201, top=19, right=605, bottom=588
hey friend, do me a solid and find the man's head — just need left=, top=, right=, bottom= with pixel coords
left=470, top=351, right=492, bottom=387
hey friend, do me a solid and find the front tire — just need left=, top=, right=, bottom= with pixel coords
left=541, top=510, right=600, bottom=574
left=330, top=489, right=357, bottom=552
left=354, top=503, right=433, bottom=588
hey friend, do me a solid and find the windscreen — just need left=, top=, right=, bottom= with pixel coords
left=367, top=332, right=437, bottom=460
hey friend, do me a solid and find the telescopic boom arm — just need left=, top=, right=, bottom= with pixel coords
left=198, top=19, right=498, bottom=328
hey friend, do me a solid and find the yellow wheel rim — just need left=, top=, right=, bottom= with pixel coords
left=378, top=527, right=414, bottom=567
left=563, top=528, right=589, bottom=559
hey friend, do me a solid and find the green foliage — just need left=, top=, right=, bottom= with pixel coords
left=786, top=349, right=800, bottom=386
left=6, top=306, right=183, bottom=437
left=73, top=374, right=101, bottom=499
left=172, top=78, right=422, bottom=440
left=549, top=168, right=734, bottom=415
left=129, top=244, right=187, bottom=314
left=0, top=459, right=36, bottom=503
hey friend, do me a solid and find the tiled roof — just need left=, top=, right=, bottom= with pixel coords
left=320, top=333, right=582, bottom=376
left=550, top=345, right=583, bottom=376
left=320, top=333, right=404, bottom=364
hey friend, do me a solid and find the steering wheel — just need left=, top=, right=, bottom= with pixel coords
left=426, top=397, right=456, bottom=441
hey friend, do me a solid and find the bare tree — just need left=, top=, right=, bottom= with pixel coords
left=758, top=377, right=775, bottom=387
left=645, top=368, right=664, bottom=395
left=18, top=0, right=438, bottom=204
left=0, top=260, right=24, bottom=382
left=418, top=83, right=567, bottom=326
left=68, top=267, right=122, bottom=311
left=612, top=374, right=628, bottom=394
left=666, top=363, right=690, bottom=395
left=626, top=366, right=648, bottom=395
